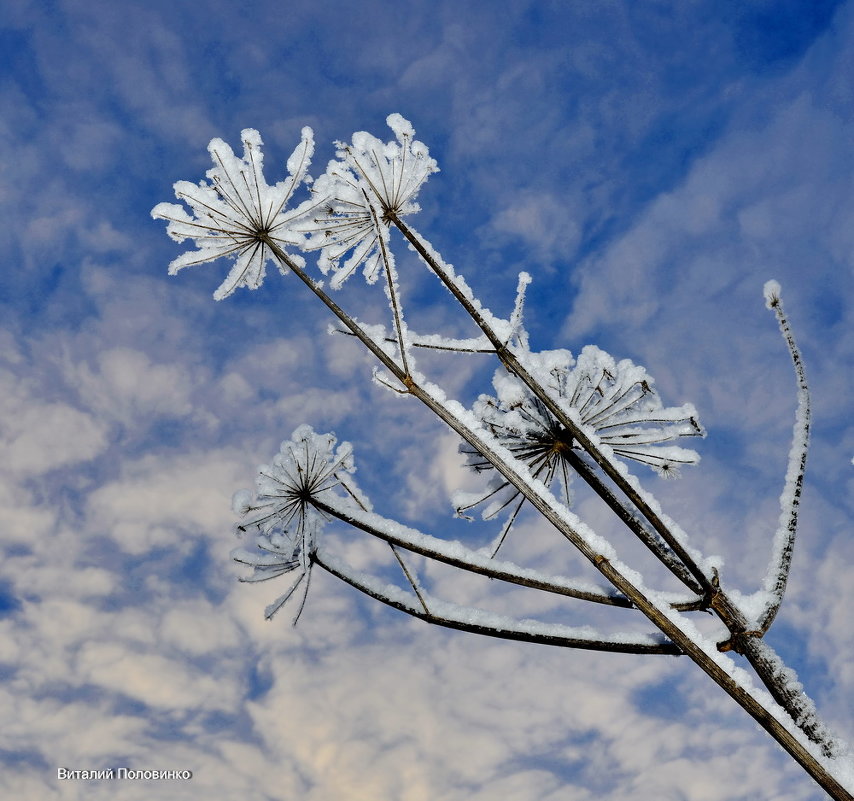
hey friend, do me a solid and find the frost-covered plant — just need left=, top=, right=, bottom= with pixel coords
left=456, top=345, right=705, bottom=556
left=154, top=115, right=853, bottom=800
left=152, top=127, right=316, bottom=300
left=231, top=425, right=359, bottom=621
left=300, top=113, right=438, bottom=287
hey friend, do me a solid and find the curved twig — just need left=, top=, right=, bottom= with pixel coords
left=755, top=281, right=811, bottom=634
left=314, top=547, right=682, bottom=655
left=312, top=494, right=634, bottom=607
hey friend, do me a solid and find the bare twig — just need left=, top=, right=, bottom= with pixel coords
left=389, top=545, right=430, bottom=613
left=330, top=325, right=495, bottom=353
left=364, top=189, right=412, bottom=377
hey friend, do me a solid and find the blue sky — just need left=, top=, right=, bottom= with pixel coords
left=2, top=1, right=853, bottom=798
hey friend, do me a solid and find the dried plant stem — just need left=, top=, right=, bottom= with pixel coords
left=742, top=638, right=837, bottom=756
left=263, top=237, right=848, bottom=796
left=389, top=545, right=430, bottom=613
left=562, top=447, right=704, bottom=595
left=389, top=219, right=847, bottom=758
left=313, top=548, right=681, bottom=655
left=365, top=191, right=412, bottom=376
left=312, top=495, right=635, bottom=608
left=392, top=214, right=716, bottom=596
left=756, top=287, right=810, bottom=634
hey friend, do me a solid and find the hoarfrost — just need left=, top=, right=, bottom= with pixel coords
left=301, top=114, right=438, bottom=288
left=152, top=127, right=316, bottom=299
left=232, top=425, right=360, bottom=622
left=154, top=116, right=852, bottom=794
left=456, top=345, right=704, bottom=553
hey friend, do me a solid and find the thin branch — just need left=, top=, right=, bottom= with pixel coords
left=372, top=367, right=409, bottom=394
left=314, top=547, right=682, bottom=655
left=312, top=494, right=636, bottom=607
left=389, top=544, right=429, bottom=613
left=261, top=236, right=407, bottom=385
left=330, top=325, right=496, bottom=353
left=262, top=571, right=305, bottom=621
left=486, top=495, right=526, bottom=558
left=364, top=189, right=411, bottom=376
left=563, top=447, right=705, bottom=596
left=391, top=215, right=508, bottom=345
left=390, top=214, right=716, bottom=598
left=755, top=281, right=811, bottom=634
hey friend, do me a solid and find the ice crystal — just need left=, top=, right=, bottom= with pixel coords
left=152, top=127, right=315, bottom=300
left=301, top=113, right=438, bottom=288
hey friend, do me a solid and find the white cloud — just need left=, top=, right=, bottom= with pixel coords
left=85, top=449, right=243, bottom=554
left=69, top=346, right=194, bottom=424
left=76, top=642, right=237, bottom=711
left=159, top=601, right=242, bottom=656
left=0, top=377, right=108, bottom=476
left=0, top=480, right=56, bottom=544
left=0, top=690, right=147, bottom=760
left=483, top=189, right=582, bottom=265
left=234, top=625, right=817, bottom=801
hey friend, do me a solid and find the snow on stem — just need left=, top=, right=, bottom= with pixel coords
left=363, top=189, right=412, bottom=376
left=262, top=233, right=844, bottom=769
left=313, top=547, right=681, bottom=655
left=755, top=280, right=811, bottom=634
left=391, top=213, right=713, bottom=597
left=156, top=124, right=852, bottom=798
left=387, top=216, right=850, bottom=767
left=311, top=494, right=639, bottom=608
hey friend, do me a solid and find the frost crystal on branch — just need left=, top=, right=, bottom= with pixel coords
left=152, top=127, right=315, bottom=300
left=458, top=346, right=704, bottom=554
left=301, top=114, right=438, bottom=288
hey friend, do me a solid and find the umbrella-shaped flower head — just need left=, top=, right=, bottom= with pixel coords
left=152, top=127, right=315, bottom=300
left=302, top=113, right=438, bottom=288
left=458, top=346, right=704, bottom=556
left=232, top=425, right=359, bottom=620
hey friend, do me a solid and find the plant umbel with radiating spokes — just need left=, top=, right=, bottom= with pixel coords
left=456, top=345, right=704, bottom=556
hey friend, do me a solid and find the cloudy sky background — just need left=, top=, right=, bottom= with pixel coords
left=2, top=0, right=853, bottom=798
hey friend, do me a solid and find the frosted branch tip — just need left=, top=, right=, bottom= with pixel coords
left=763, top=279, right=782, bottom=309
